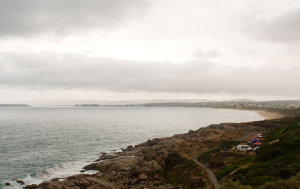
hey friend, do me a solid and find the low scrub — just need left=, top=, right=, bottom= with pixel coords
left=199, top=121, right=300, bottom=187
left=220, top=179, right=252, bottom=189
left=220, top=172, right=300, bottom=189
left=163, top=153, right=207, bottom=188
left=198, top=140, right=249, bottom=179
left=232, top=123, right=300, bottom=186
left=217, top=164, right=239, bottom=180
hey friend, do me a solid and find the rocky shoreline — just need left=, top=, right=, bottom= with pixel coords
left=23, top=116, right=299, bottom=189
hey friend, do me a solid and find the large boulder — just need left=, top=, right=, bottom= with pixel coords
left=85, top=156, right=140, bottom=172
left=138, top=173, right=148, bottom=181
left=25, top=175, right=117, bottom=189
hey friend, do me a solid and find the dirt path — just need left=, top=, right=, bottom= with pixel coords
left=191, top=157, right=220, bottom=189
left=189, top=130, right=256, bottom=188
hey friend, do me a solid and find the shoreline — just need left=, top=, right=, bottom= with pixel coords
left=6, top=107, right=283, bottom=188
left=209, top=107, right=284, bottom=120
left=252, top=109, right=284, bottom=120
left=23, top=114, right=298, bottom=189
left=228, top=108, right=284, bottom=120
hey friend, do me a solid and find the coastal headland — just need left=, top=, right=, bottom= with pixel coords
left=23, top=107, right=300, bottom=189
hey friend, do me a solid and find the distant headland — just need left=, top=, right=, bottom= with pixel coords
left=0, top=104, right=30, bottom=107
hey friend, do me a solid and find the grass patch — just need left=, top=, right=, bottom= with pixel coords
left=163, top=153, right=207, bottom=188
left=198, top=140, right=249, bottom=174
left=220, top=172, right=300, bottom=189
left=217, top=164, right=239, bottom=180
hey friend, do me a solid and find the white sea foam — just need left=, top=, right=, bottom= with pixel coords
left=1, top=175, right=42, bottom=189
left=2, top=161, right=98, bottom=189
left=36, top=161, right=98, bottom=180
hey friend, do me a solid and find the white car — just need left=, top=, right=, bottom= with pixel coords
left=253, top=146, right=260, bottom=151
left=258, top=134, right=263, bottom=138
left=237, top=145, right=252, bottom=152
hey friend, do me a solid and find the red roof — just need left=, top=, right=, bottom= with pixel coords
left=254, top=142, right=263, bottom=146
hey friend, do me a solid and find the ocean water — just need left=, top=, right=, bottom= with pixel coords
left=0, top=106, right=263, bottom=188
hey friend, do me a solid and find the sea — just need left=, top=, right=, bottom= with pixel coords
left=0, top=106, right=264, bottom=188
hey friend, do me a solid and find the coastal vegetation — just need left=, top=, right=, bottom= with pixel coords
left=220, top=173, right=300, bottom=189
left=162, top=153, right=207, bottom=188
left=199, top=121, right=300, bottom=188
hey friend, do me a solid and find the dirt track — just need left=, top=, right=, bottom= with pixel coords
left=191, top=157, right=220, bottom=189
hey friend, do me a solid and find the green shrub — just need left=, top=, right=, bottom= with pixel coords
left=198, top=147, right=221, bottom=161
left=221, top=141, right=240, bottom=149
left=163, top=153, right=206, bottom=188
left=261, top=179, right=300, bottom=189
left=220, top=179, right=252, bottom=189
left=219, top=152, right=244, bottom=158
left=277, top=168, right=294, bottom=179
left=217, top=164, right=239, bottom=180
left=247, top=176, right=277, bottom=186
left=294, top=172, right=300, bottom=181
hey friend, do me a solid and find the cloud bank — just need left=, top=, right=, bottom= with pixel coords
left=0, top=52, right=299, bottom=96
left=0, top=0, right=149, bottom=37
left=243, top=7, right=300, bottom=43
left=0, top=1, right=300, bottom=100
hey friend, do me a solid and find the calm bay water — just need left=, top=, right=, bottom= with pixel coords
left=0, top=106, right=263, bottom=188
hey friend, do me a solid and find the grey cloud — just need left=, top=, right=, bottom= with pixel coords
left=0, top=52, right=299, bottom=96
left=243, top=7, right=300, bottom=43
left=0, top=0, right=150, bottom=37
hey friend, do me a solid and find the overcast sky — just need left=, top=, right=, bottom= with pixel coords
left=0, top=0, right=300, bottom=103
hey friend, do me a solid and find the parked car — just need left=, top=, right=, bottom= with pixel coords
left=237, top=145, right=252, bottom=152
left=258, top=134, right=263, bottom=138
left=253, top=146, right=260, bottom=151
